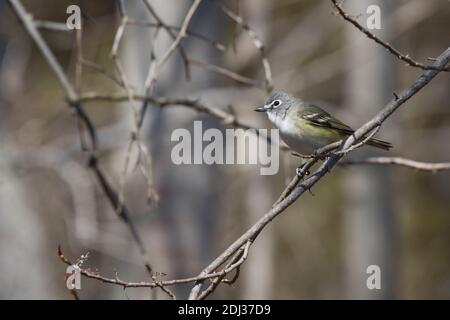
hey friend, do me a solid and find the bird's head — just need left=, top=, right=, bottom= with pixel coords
left=254, top=91, right=296, bottom=116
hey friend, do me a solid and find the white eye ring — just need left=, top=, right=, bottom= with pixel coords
left=272, top=99, right=282, bottom=108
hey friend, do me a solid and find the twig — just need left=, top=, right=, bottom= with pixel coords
left=188, top=58, right=262, bottom=87
left=136, top=0, right=202, bottom=133
left=334, top=125, right=380, bottom=154
left=35, top=20, right=71, bottom=32
left=341, top=157, right=450, bottom=173
left=273, top=141, right=342, bottom=207
left=110, top=17, right=128, bottom=58
left=331, top=0, right=449, bottom=72
left=141, top=0, right=191, bottom=79
left=80, top=58, right=124, bottom=87
left=197, top=241, right=251, bottom=300
left=150, top=0, right=202, bottom=85
left=110, top=4, right=161, bottom=208
left=126, top=18, right=226, bottom=52
left=57, top=245, right=250, bottom=289
left=217, top=2, right=274, bottom=92
left=79, top=92, right=288, bottom=150
left=80, top=93, right=246, bottom=128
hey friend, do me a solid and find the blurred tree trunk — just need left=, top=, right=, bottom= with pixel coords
left=240, top=0, right=274, bottom=299
left=242, top=172, right=274, bottom=298
left=342, top=0, right=396, bottom=299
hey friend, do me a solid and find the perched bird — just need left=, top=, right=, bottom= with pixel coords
left=255, top=91, right=392, bottom=155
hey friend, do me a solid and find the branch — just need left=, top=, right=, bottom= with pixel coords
left=218, top=2, right=274, bottom=92
left=137, top=0, right=202, bottom=130
left=197, top=241, right=251, bottom=300
left=331, top=0, right=449, bottom=72
left=79, top=92, right=288, bottom=150
left=188, top=58, right=263, bottom=87
left=152, top=0, right=202, bottom=82
left=342, top=157, right=450, bottom=173
left=188, top=46, right=450, bottom=299
left=141, top=0, right=191, bottom=79
left=57, top=245, right=248, bottom=290
left=126, top=18, right=226, bottom=52
left=35, top=20, right=72, bottom=32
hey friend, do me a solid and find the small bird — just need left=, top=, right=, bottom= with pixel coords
left=255, top=91, right=392, bottom=155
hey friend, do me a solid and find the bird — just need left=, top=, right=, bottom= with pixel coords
left=255, top=91, right=392, bottom=155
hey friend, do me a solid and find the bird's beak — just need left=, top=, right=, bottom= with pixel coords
left=254, top=105, right=268, bottom=112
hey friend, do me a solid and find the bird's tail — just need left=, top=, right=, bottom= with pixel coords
left=367, top=138, right=392, bottom=151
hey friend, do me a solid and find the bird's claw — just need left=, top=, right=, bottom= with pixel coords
left=296, top=165, right=310, bottom=177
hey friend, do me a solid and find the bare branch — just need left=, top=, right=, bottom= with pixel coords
left=218, top=2, right=274, bottom=92
left=141, top=0, right=191, bottom=79
left=35, top=20, right=71, bottom=32
left=331, top=0, right=449, bottom=72
left=197, top=241, right=251, bottom=300
left=152, top=0, right=202, bottom=82
left=57, top=245, right=250, bottom=290
left=126, top=18, right=226, bottom=52
left=188, top=58, right=262, bottom=87
left=341, top=157, right=450, bottom=173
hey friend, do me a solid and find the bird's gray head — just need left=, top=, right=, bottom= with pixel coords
left=254, top=91, right=296, bottom=115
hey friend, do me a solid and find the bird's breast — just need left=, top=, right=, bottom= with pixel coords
left=269, top=114, right=330, bottom=154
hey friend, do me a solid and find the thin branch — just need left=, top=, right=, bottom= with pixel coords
left=335, top=125, right=380, bottom=154
left=35, top=20, right=71, bottom=32
left=151, top=0, right=202, bottom=82
left=218, top=2, right=274, bottom=92
left=77, top=90, right=296, bottom=153
left=80, top=93, right=245, bottom=127
left=342, top=157, right=450, bottom=173
left=273, top=141, right=342, bottom=208
left=57, top=245, right=250, bottom=289
left=111, top=17, right=128, bottom=58
left=331, top=0, right=449, bottom=72
left=136, top=0, right=202, bottom=132
left=80, top=58, right=124, bottom=87
left=188, top=58, right=262, bottom=87
left=126, top=18, right=226, bottom=52
left=141, top=0, right=191, bottom=79
left=197, top=241, right=251, bottom=300
left=80, top=91, right=288, bottom=150
left=110, top=5, right=161, bottom=208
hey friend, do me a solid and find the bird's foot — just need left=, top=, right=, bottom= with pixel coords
left=296, top=164, right=310, bottom=177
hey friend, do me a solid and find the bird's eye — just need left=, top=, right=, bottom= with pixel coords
left=272, top=99, right=282, bottom=108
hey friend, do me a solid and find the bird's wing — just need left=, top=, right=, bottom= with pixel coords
left=298, top=103, right=354, bottom=135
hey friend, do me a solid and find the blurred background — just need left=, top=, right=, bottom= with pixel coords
left=0, top=0, right=449, bottom=299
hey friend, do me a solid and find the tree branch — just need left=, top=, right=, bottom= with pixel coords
left=331, top=0, right=449, bottom=72
left=57, top=245, right=249, bottom=290
left=342, top=157, right=450, bottom=172
left=188, top=46, right=450, bottom=299
left=217, top=2, right=274, bottom=92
